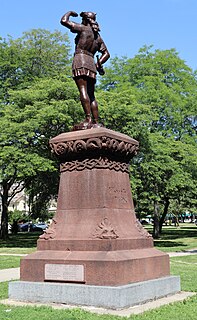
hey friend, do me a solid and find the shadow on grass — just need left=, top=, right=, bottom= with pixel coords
left=0, top=232, right=42, bottom=248
left=154, top=240, right=187, bottom=248
left=159, top=226, right=197, bottom=240
left=146, top=224, right=196, bottom=249
left=146, top=225, right=197, bottom=239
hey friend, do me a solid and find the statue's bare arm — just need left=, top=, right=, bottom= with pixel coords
left=99, top=50, right=110, bottom=65
left=60, top=11, right=78, bottom=29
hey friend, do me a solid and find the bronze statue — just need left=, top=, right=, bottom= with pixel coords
left=60, top=11, right=110, bottom=129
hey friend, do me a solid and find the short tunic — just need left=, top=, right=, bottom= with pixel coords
left=69, top=22, right=107, bottom=80
left=72, top=52, right=97, bottom=79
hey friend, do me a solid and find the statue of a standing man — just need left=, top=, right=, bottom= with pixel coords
left=60, top=11, right=110, bottom=129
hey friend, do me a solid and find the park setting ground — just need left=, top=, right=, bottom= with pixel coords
left=0, top=223, right=196, bottom=319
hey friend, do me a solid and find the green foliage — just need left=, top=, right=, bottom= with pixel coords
left=8, top=210, right=26, bottom=225
left=0, top=75, right=81, bottom=234
left=133, top=133, right=196, bottom=213
left=100, top=45, right=197, bottom=140
left=99, top=46, right=197, bottom=236
left=0, top=31, right=196, bottom=239
left=0, top=29, right=77, bottom=238
left=0, top=29, right=71, bottom=99
left=98, top=87, right=154, bottom=138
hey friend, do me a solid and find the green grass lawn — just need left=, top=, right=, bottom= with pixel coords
left=0, top=232, right=40, bottom=254
left=0, top=256, right=21, bottom=270
left=0, top=282, right=8, bottom=300
left=170, top=255, right=197, bottom=293
left=0, top=292, right=196, bottom=320
left=147, top=223, right=197, bottom=252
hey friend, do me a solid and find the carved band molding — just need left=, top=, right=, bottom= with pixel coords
left=50, top=136, right=139, bottom=158
left=60, top=157, right=129, bottom=173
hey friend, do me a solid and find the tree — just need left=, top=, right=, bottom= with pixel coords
left=0, top=75, right=81, bottom=239
left=99, top=46, right=197, bottom=236
left=133, top=133, right=197, bottom=237
left=100, top=46, right=197, bottom=138
left=0, top=29, right=77, bottom=239
left=1, top=34, right=196, bottom=239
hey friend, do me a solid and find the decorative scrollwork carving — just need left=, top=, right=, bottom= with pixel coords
left=135, top=219, right=152, bottom=239
left=60, top=157, right=129, bottom=172
left=39, top=218, right=57, bottom=240
left=86, top=138, right=102, bottom=150
left=55, top=143, right=68, bottom=155
left=50, top=135, right=139, bottom=159
left=73, top=139, right=87, bottom=152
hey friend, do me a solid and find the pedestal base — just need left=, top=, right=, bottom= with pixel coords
left=20, top=248, right=170, bottom=286
left=20, top=128, right=172, bottom=289
left=9, top=276, right=180, bottom=309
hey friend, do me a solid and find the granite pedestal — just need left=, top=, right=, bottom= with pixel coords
left=9, top=276, right=180, bottom=309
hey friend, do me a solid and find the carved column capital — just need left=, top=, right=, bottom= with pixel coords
left=50, top=128, right=139, bottom=169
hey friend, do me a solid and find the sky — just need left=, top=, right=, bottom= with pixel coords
left=0, top=0, right=196, bottom=70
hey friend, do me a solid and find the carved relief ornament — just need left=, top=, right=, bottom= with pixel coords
left=60, top=157, right=129, bottom=173
left=39, top=218, right=57, bottom=240
left=92, top=217, right=119, bottom=239
left=50, top=136, right=139, bottom=159
left=135, top=219, right=152, bottom=239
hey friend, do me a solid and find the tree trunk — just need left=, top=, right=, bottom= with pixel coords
left=159, top=197, right=170, bottom=234
left=153, top=200, right=160, bottom=239
left=0, top=182, right=9, bottom=239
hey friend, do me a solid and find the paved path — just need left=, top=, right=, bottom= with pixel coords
left=168, top=248, right=197, bottom=257
left=0, top=249, right=196, bottom=282
left=0, top=253, right=27, bottom=257
left=0, top=254, right=27, bottom=282
left=0, top=268, right=20, bottom=282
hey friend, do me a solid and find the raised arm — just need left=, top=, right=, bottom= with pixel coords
left=60, top=11, right=78, bottom=29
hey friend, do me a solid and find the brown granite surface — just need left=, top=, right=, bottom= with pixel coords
left=20, top=128, right=170, bottom=286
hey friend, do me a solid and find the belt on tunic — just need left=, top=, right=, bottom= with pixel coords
left=74, top=49, right=94, bottom=57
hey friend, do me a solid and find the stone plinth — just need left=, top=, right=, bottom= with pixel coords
left=20, top=128, right=170, bottom=286
left=9, top=276, right=180, bottom=309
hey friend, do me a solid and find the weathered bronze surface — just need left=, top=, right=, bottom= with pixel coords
left=60, top=11, right=110, bottom=130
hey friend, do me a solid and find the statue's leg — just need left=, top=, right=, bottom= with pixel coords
left=87, top=78, right=98, bottom=123
left=74, top=77, right=91, bottom=123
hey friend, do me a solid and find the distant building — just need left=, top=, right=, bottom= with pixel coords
left=8, top=191, right=29, bottom=215
left=0, top=186, right=57, bottom=221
